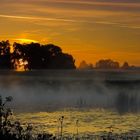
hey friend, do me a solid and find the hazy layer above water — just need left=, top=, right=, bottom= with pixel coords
left=0, top=70, right=140, bottom=114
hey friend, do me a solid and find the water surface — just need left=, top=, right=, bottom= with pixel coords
left=0, top=70, right=140, bottom=135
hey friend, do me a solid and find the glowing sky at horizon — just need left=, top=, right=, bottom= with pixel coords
left=0, top=0, right=140, bottom=66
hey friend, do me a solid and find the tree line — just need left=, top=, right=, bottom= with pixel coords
left=0, top=40, right=138, bottom=71
left=79, top=59, right=137, bottom=70
left=0, top=40, right=76, bottom=70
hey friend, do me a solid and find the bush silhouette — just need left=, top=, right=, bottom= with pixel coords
left=0, top=95, right=56, bottom=140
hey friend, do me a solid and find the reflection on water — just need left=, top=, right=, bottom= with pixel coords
left=13, top=109, right=140, bottom=135
left=0, top=70, right=140, bottom=134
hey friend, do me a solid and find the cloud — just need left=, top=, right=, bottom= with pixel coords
left=0, top=14, right=76, bottom=22
left=0, top=0, right=139, bottom=30
left=0, top=14, right=139, bottom=30
left=94, top=21, right=140, bottom=29
left=1, top=0, right=140, bottom=15
left=46, top=0, right=140, bottom=7
left=0, top=0, right=139, bottom=27
left=6, top=0, right=139, bottom=8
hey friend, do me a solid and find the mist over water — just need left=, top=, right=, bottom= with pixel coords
left=0, top=70, right=140, bottom=114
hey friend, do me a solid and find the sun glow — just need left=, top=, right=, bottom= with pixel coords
left=15, top=58, right=28, bottom=71
left=15, top=38, right=38, bottom=44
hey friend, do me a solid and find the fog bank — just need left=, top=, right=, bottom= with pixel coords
left=0, top=70, right=140, bottom=113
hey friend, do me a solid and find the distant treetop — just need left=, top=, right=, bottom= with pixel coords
left=96, top=59, right=120, bottom=69
left=78, top=61, right=93, bottom=70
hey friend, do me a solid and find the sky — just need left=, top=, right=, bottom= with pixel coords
left=0, top=0, right=140, bottom=66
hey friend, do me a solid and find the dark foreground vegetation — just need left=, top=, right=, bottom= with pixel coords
left=0, top=95, right=140, bottom=140
left=0, top=95, right=57, bottom=140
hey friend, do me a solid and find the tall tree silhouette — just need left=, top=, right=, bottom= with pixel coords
left=0, top=40, right=12, bottom=69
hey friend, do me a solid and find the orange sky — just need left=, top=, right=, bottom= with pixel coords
left=0, top=0, right=140, bottom=66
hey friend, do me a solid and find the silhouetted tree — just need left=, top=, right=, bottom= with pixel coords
left=0, top=40, right=12, bottom=69
left=79, top=61, right=93, bottom=69
left=96, top=59, right=120, bottom=69
left=121, top=62, right=130, bottom=69
left=12, top=43, right=76, bottom=70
